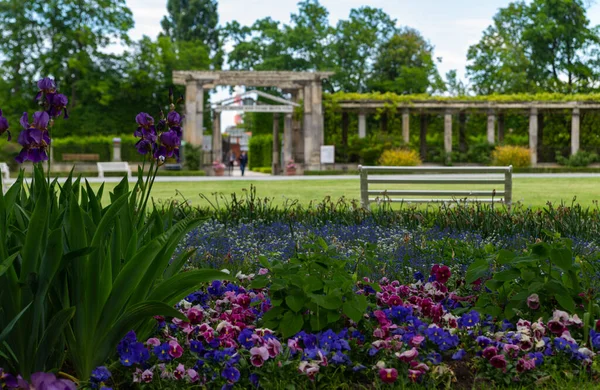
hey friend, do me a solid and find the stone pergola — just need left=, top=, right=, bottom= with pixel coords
left=173, top=71, right=334, bottom=169
left=338, top=99, right=599, bottom=165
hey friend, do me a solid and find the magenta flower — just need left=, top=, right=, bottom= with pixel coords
left=168, top=340, right=183, bottom=358
left=187, top=369, right=199, bottom=383
left=146, top=338, right=161, bottom=347
left=298, top=361, right=319, bottom=381
left=482, top=346, right=498, bottom=360
left=173, top=363, right=185, bottom=380
left=548, top=320, right=565, bottom=335
left=141, top=369, right=153, bottom=383
left=490, top=354, right=507, bottom=370
left=516, top=356, right=536, bottom=373
left=396, top=347, right=419, bottom=363
left=186, top=307, right=203, bottom=324
left=15, top=111, right=51, bottom=163
left=250, top=346, right=269, bottom=367
left=527, top=294, right=540, bottom=310
left=379, top=368, right=398, bottom=383
left=266, top=338, right=282, bottom=358
left=408, top=369, right=423, bottom=383
left=431, top=264, right=451, bottom=284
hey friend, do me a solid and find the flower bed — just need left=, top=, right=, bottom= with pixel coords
left=93, top=265, right=600, bottom=389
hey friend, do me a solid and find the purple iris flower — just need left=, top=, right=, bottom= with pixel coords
left=167, top=111, right=182, bottom=137
left=0, top=109, right=11, bottom=141
left=221, top=366, right=240, bottom=383
left=48, top=93, right=69, bottom=118
left=35, top=77, right=56, bottom=102
left=15, top=112, right=51, bottom=163
left=134, top=112, right=157, bottom=155
left=31, top=372, right=76, bottom=390
left=153, top=129, right=180, bottom=161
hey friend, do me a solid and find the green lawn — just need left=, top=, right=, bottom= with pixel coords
left=89, top=177, right=600, bottom=209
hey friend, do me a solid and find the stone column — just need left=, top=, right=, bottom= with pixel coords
left=444, top=111, right=453, bottom=160
left=529, top=107, right=538, bottom=166
left=184, top=80, right=198, bottom=145
left=571, top=108, right=580, bottom=156
left=358, top=111, right=366, bottom=138
left=487, top=111, right=496, bottom=144
left=272, top=113, right=280, bottom=175
left=212, top=111, right=221, bottom=162
left=402, top=109, right=410, bottom=144
left=112, top=137, right=121, bottom=162
left=458, top=112, right=467, bottom=153
left=303, top=83, right=313, bottom=167
left=498, top=113, right=505, bottom=143
left=283, top=113, right=293, bottom=165
left=196, top=84, right=204, bottom=148
left=311, top=81, right=324, bottom=147
left=292, top=89, right=304, bottom=163
left=420, top=113, right=428, bottom=160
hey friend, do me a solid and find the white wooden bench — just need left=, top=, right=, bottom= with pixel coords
left=359, top=165, right=513, bottom=209
left=97, top=162, right=132, bottom=179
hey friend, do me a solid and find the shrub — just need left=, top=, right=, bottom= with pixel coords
left=556, top=150, right=598, bottom=167
left=251, top=167, right=272, bottom=174
left=491, top=145, right=531, bottom=167
left=183, top=143, right=203, bottom=170
left=50, top=134, right=142, bottom=163
left=378, top=149, right=421, bottom=166
left=249, top=135, right=272, bottom=168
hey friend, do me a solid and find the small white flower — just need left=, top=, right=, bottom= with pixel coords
left=221, top=268, right=230, bottom=274
left=179, top=299, right=192, bottom=309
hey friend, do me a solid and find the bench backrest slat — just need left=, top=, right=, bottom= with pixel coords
left=359, top=165, right=512, bottom=209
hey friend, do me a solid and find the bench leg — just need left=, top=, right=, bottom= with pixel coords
left=98, top=170, right=104, bottom=178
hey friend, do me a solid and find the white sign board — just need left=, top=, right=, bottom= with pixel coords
left=320, top=145, right=335, bottom=164
left=202, top=135, right=212, bottom=151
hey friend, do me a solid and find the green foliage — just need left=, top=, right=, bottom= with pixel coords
left=556, top=150, right=598, bottom=167
left=249, top=135, right=273, bottom=168
left=0, top=165, right=228, bottom=379
left=467, top=0, right=600, bottom=94
left=467, top=235, right=587, bottom=320
left=183, top=143, right=203, bottom=171
left=50, top=134, right=141, bottom=163
left=251, top=238, right=372, bottom=337
left=368, top=28, right=445, bottom=94
left=492, top=145, right=531, bottom=167
left=251, top=167, right=272, bottom=174
left=378, top=149, right=421, bottom=166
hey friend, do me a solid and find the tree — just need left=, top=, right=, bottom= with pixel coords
left=445, top=70, right=469, bottom=96
left=331, top=7, right=397, bottom=92
left=467, top=0, right=600, bottom=94
left=160, top=0, right=222, bottom=62
left=368, top=29, right=444, bottom=94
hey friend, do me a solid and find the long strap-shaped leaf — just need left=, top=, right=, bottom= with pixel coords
left=0, top=302, right=32, bottom=344
left=148, top=269, right=231, bottom=305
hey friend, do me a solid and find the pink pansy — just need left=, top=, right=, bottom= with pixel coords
left=133, top=368, right=142, bottom=383
left=288, top=338, right=302, bottom=353
left=503, top=343, right=520, bottom=358
left=531, top=321, right=546, bottom=340
left=552, top=310, right=570, bottom=324
left=386, top=295, right=403, bottom=306
left=173, top=364, right=185, bottom=380
left=410, top=335, right=425, bottom=347
left=410, top=361, right=430, bottom=372
left=516, top=356, right=536, bottom=373
left=250, top=346, right=269, bottom=367
left=316, top=349, right=329, bottom=367
left=547, top=320, right=565, bottom=335
left=187, top=369, right=199, bottom=383
left=569, top=314, right=583, bottom=327
left=561, top=330, right=576, bottom=344
left=396, top=347, right=419, bottom=363
left=526, top=294, right=540, bottom=310
left=258, top=268, right=269, bottom=275
left=267, top=338, right=282, bottom=358
left=186, top=307, right=203, bottom=324
left=490, top=355, right=507, bottom=370
left=482, top=346, right=498, bottom=360
left=298, top=361, right=319, bottom=381
left=379, top=368, right=398, bottom=384
left=141, top=369, right=153, bottom=383
left=373, top=328, right=387, bottom=339
left=146, top=338, right=161, bottom=347
left=168, top=340, right=183, bottom=358
left=408, top=369, right=423, bottom=383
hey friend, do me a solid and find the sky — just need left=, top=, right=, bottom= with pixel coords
left=124, top=0, right=600, bottom=131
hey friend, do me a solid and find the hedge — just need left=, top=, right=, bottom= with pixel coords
left=249, top=134, right=272, bottom=168
left=51, top=134, right=142, bottom=163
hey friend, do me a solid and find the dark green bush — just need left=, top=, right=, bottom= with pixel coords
left=51, top=134, right=142, bottom=163
left=249, top=135, right=273, bottom=168
left=556, top=150, right=598, bottom=167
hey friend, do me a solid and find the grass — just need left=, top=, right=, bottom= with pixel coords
left=89, top=177, right=600, bottom=209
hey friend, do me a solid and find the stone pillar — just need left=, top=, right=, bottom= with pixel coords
left=529, top=108, right=538, bottom=166
left=420, top=113, right=428, bottom=160
left=498, top=113, right=505, bottom=143
left=358, top=111, right=367, bottom=138
left=196, top=84, right=204, bottom=148
left=458, top=112, right=467, bottom=153
left=487, top=111, right=496, bottom=144
left=571, top=108, right=580, bottom=156
left=444, top=111, right=453, bottom=162
left=292, top=89, right=304, bottom=163
left=184, top=80, right=198, bottom=145
left=272, top=113, right=280, bottom=175
left=283, top=113, right=293, bottom=165
left=112, top=137, right=121, bottom=162
left=402, top=109, right=410, bottom=144
left=212, top=111, right=221, bottom=162
left=303, top=84, right=313, bottom=167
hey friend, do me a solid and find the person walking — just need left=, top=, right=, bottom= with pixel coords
left=239, top=151, right=248, bottom=176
